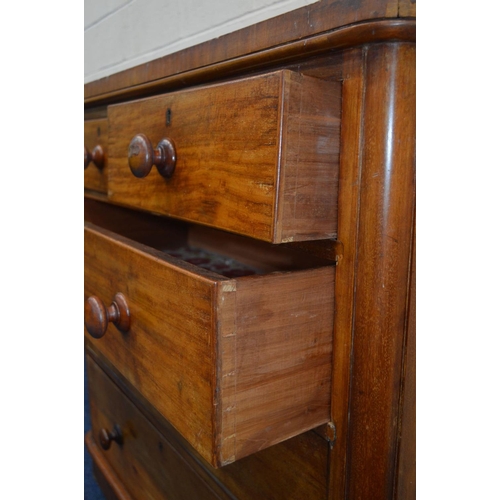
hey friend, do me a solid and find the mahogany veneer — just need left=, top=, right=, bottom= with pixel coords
left=84, top=1, right=416, bottom=498
left=84, top=200, right=334, bottom=466
left=107, top=70, right=341, bottom=243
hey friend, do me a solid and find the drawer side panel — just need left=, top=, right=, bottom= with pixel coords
left=276, top=73, right=341, bottom=242
left=217, top=267, right=334, bottom=465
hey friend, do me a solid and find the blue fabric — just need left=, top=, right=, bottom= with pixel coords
left=85, top=360, right=106, bottom=500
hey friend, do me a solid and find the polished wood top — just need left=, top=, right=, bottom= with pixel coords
left=84, top=0, right=415, bottom=105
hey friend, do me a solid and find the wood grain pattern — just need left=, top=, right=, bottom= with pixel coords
left=328, top=42, right=416, bottom=500
left=85, top=223, right=217, bottom=463
left=87, top=347, right=330, bottom=500
left=84, top=218, right=335, bottom=466
left=107, top=70, right=340, bottom=243
left=85, top=20, right=414, bottom=108
left=84, top=118, right=108, bottom=193
left=399, top=0, right=416, bottom=17
left=213, top=429, right=329, bottom=500
left=84, top=197, right=335, bottom=272
left=345, top=42, right=416, bottom=499
left=86, top=357, right=233, bottom=500
left=396, top=220, right=416, bottom=499
left=327, top=46, right=368, bottom=500
left=84, top=1, right=400, bottom=101
left=217, top=269, right=334, bottom=464
left=277, top=72, right=341, bottom=242
left=83, top=5, right=416, bottom=496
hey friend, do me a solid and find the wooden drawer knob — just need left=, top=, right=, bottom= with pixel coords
left=99, top=424, right=123, bottom=450
left=84, top=293, right=130, bottom=339
left=84, top=146, right=90, bottom=169
left=128, top=133, right=176, bottom=178
left=84, top=144, right=105, bottom=170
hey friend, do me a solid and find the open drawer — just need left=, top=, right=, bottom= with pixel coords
left=107, top=69, right=341, bottom=243
left=84, top=199, right=335, bottom=467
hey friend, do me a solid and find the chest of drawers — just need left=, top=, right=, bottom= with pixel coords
left=84, top=1, right=416, bottom=498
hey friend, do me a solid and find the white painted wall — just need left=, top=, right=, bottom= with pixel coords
left=84, top=0, right=319, bottom=83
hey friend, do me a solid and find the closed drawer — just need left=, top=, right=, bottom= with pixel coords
left=86, top=355, right=233, bottom=500
left=107, top=70, right=341, bottom=243
left=84, top=200, right=335, bottom=467
left=85, top=118, right=108, bottom=193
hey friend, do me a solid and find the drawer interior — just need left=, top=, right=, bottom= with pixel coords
left=84, top=198, right=335, bottom=276
left=85, top=196, right=335, bottom=466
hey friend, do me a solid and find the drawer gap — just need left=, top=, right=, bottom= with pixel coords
left=85, top=197, right=335, bottom=276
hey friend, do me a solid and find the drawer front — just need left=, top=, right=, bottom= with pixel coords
left=85, top=118, right=108, bottom=193
left=84, top=219, right=334, bottom=466
left=87, top=355, right=329, bottom=500
left=85, top=222, right=216, bottom=463
left=107, top=70, right=341, bottom=243
left=86, top=356, right=229, bottom=500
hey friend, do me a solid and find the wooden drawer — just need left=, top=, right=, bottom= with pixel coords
left=86, top=355, right=233, bottom=500
left=84, top=199, right=335, bottom=467
left=85, top=118, right=108, bottom=193
left=86, top=354, right=330, bottom=500
left=107, top=70, right=341, bottom=243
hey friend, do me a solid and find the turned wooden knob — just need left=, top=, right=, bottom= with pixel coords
left=84, top=293, right=130, bottom=339
left=84, top=144, right=105, bottom=169
left=99, top=424, right=123, bottom=450
left=128, top=134, right=176, bottom=178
